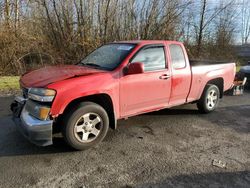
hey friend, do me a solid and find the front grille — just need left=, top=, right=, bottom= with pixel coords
left=22, top=87, right=29, bottom=98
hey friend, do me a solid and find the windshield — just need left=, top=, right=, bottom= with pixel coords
left=79, top=43, right=136, bottom=70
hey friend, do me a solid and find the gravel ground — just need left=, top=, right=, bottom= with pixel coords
left=0, top=91, right=249, bottom=188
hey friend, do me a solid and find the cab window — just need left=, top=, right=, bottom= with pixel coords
left=131, top=46, right=166, bottom=71
left=169, top=44, right=186, bottom=69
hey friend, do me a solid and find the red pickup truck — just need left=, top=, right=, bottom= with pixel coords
left=11, top=40, right=235, bottom=150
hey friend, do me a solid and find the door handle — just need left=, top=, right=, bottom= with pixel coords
left=159, top=74, right=171, bottom=80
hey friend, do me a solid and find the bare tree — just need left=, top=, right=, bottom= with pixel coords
left=241, top=0, right=250, bottom=44
left=193, top=0, right=236, bottom=57
left=4, top=0, right=10, bottom=26
left=14, top=0, right=19, bottom=32
left=0, top=0, right=245, bottom=75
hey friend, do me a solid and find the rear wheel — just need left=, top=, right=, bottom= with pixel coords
left=62, top=102, right=109, bottom=150
left=197, top=84, right=220, bottom=113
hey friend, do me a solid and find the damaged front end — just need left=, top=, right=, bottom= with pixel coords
left=11, top=88, right=54, bottom=146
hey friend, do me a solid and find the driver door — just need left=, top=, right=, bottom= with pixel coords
left=119, top=45, right=172, bottom=117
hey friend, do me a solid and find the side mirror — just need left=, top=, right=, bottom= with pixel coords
left=126, top=62, right=144, bottom=75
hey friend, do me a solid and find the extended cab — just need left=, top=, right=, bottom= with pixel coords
left=11, top=40, right=236, bottom=150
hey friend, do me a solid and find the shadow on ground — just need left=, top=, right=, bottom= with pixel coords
left=0, top=128, right=75, bottom=157
left=0, top=96, right=75, bottom=157
left=137, top=171, right=250, bottom=188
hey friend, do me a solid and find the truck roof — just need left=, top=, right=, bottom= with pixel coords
left=112, top=40, right=183, bottom=45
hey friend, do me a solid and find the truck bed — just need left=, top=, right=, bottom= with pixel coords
left=190, top=59, right=233, bottom=66
left=187, top=62, right=235, bottom=103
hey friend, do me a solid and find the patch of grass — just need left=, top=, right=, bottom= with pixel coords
left=0, top=76, right=20, bottom=90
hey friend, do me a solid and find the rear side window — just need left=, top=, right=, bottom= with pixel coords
left=131, top=46, right=166, bottom=71
left=169, top=44, right=186, bottom=69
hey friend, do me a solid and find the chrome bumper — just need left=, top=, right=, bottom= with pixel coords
left=11, top=97, right=53, bottom=146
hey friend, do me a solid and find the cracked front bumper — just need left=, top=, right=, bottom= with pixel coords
left=11, top=97, right=53, bottom=146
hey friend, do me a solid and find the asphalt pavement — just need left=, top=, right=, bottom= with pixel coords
left=0, top=91, right=249, bottom=187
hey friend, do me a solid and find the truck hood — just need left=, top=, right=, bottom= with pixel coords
left=20, top=65, right=106, bottom=88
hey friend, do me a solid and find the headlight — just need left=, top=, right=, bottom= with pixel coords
left=28, top=88, right=56, bottom=102
left=26, top=100, right=51, bottom=120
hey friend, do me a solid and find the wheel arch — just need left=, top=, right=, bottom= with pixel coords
left=61, top=93, right=117, bottom=130
left=206, top=77, right=224, bottom=98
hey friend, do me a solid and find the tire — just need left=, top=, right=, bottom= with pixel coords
left=62, top=102, right=109, bottom=150
left=197, top=84, right=220, bottom=114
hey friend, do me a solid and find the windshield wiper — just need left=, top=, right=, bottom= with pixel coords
left=79, top=62, right=110, bottom=70
left=82, top=63, right=101, bottom=68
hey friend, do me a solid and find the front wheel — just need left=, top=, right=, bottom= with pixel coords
left=62, top=102, right=109, bottom=150
left=197, top=84, right=220, bottom=113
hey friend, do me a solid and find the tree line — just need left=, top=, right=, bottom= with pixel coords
left=0, top=0, right=248, bottom=75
